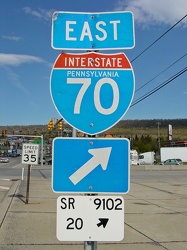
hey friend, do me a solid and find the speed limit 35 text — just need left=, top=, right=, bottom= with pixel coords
left=23, top=145, right=39, bottom=154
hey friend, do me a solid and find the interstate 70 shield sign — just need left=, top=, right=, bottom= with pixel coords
left=50, top=52, right=135, bottom=135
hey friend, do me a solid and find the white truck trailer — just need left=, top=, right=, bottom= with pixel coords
left=160, top=147, right=187, bottom=163
left=139, top=151, right=155, bottom=165
left=130, top=150, right=139, bottom=165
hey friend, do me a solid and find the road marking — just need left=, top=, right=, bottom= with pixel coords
left=12, top=164, right=22, bottom=168
left=0, top=186, right=10, bottom=190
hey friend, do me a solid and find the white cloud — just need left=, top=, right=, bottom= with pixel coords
left=4, top=67, right=30, bottom=94
left=114, top=0, right=187, bottom=27
left=2, top=35, right=22, bottom=41
left=22, top=7, right=53, bottom=21
left=0, top=53, right=45, bottom=67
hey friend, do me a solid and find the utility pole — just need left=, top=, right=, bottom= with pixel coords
left=157, top=122, right=161, bottom=158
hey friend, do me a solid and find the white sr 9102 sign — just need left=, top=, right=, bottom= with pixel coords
left=21, top=143, right=39, bottom=165
left=57, top=195, right=124, bottom=241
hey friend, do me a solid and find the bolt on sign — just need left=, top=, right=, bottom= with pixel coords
left=52, top=11, right=135, bottom=51
left=50, top=52, right=135, bottom=135
left=57, top=195, right=124, bottom=241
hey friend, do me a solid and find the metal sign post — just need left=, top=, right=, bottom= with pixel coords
left=84, top=192, right=97, bottom=250
left=84, top=241, right=97, bottom=250
left=22, top=143, right=39, bottom=204
left=25, top=164, right=31, bottom=204
left=51, top=10, right=135, bottom=248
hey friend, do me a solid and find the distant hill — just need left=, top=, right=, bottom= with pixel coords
left=0, top=119, right=187, bottom=141
left=102, top=119, right=187, bottom=140
left=115, top=119, right=187, bottom=128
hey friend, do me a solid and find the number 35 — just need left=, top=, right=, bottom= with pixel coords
left=23, top=154, right=36, bottom=163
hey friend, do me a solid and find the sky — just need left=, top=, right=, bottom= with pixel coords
left=0, top=0, right=187, bottom=126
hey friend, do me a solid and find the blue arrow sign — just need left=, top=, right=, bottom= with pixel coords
left=50, top=52, right=135, bottom=135
left=52, top=138, right=130, bottom=193
left=51, top=11, right=135, bottom=50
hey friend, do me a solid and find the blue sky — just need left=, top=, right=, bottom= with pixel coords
left=0, top=0, right=187, bottom=126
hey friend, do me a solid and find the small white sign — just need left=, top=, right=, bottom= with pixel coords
left=57, top=195, right=124, bottom=241
left=21, top=143, right=39, bottom=165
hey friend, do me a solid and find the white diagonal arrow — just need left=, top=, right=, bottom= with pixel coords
left=69, top=147, right=112, bottom=185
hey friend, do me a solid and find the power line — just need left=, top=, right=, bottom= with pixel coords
left=135, top=53, right=187, bottom=92
left=131, top=67, right=187, bottom=107
left=131, top=15, right=187, bottom=63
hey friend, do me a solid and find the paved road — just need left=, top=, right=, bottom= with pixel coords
left=0, top=171, right=187, bottom=250
left=0, top=163, right=187, bottom=249
left=0, top=156, right=50, bottom=179
left=131, top=168, right=187, bottom=182
left=1, top=159, right=187, bottom=205
left=0, top=158, right=51, bottom=204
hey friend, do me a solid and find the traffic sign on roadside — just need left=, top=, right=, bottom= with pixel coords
left=50, top=52, right=135, bottom=135
left=21, top=143, right=39, bottom=165
left=57, top=195, right=124, bottom=241
left=52, top=11, right=135, bottom=50
left=52, top=137, right=130, bottom=193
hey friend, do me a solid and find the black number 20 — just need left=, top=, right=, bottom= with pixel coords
left=66, top=218, right=83, bottom=230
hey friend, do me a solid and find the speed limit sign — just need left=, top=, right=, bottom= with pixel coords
left=22, top=143, right=39, bottom=165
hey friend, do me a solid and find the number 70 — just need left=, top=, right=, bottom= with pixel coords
left=67, top=77, right=119, bottom=115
